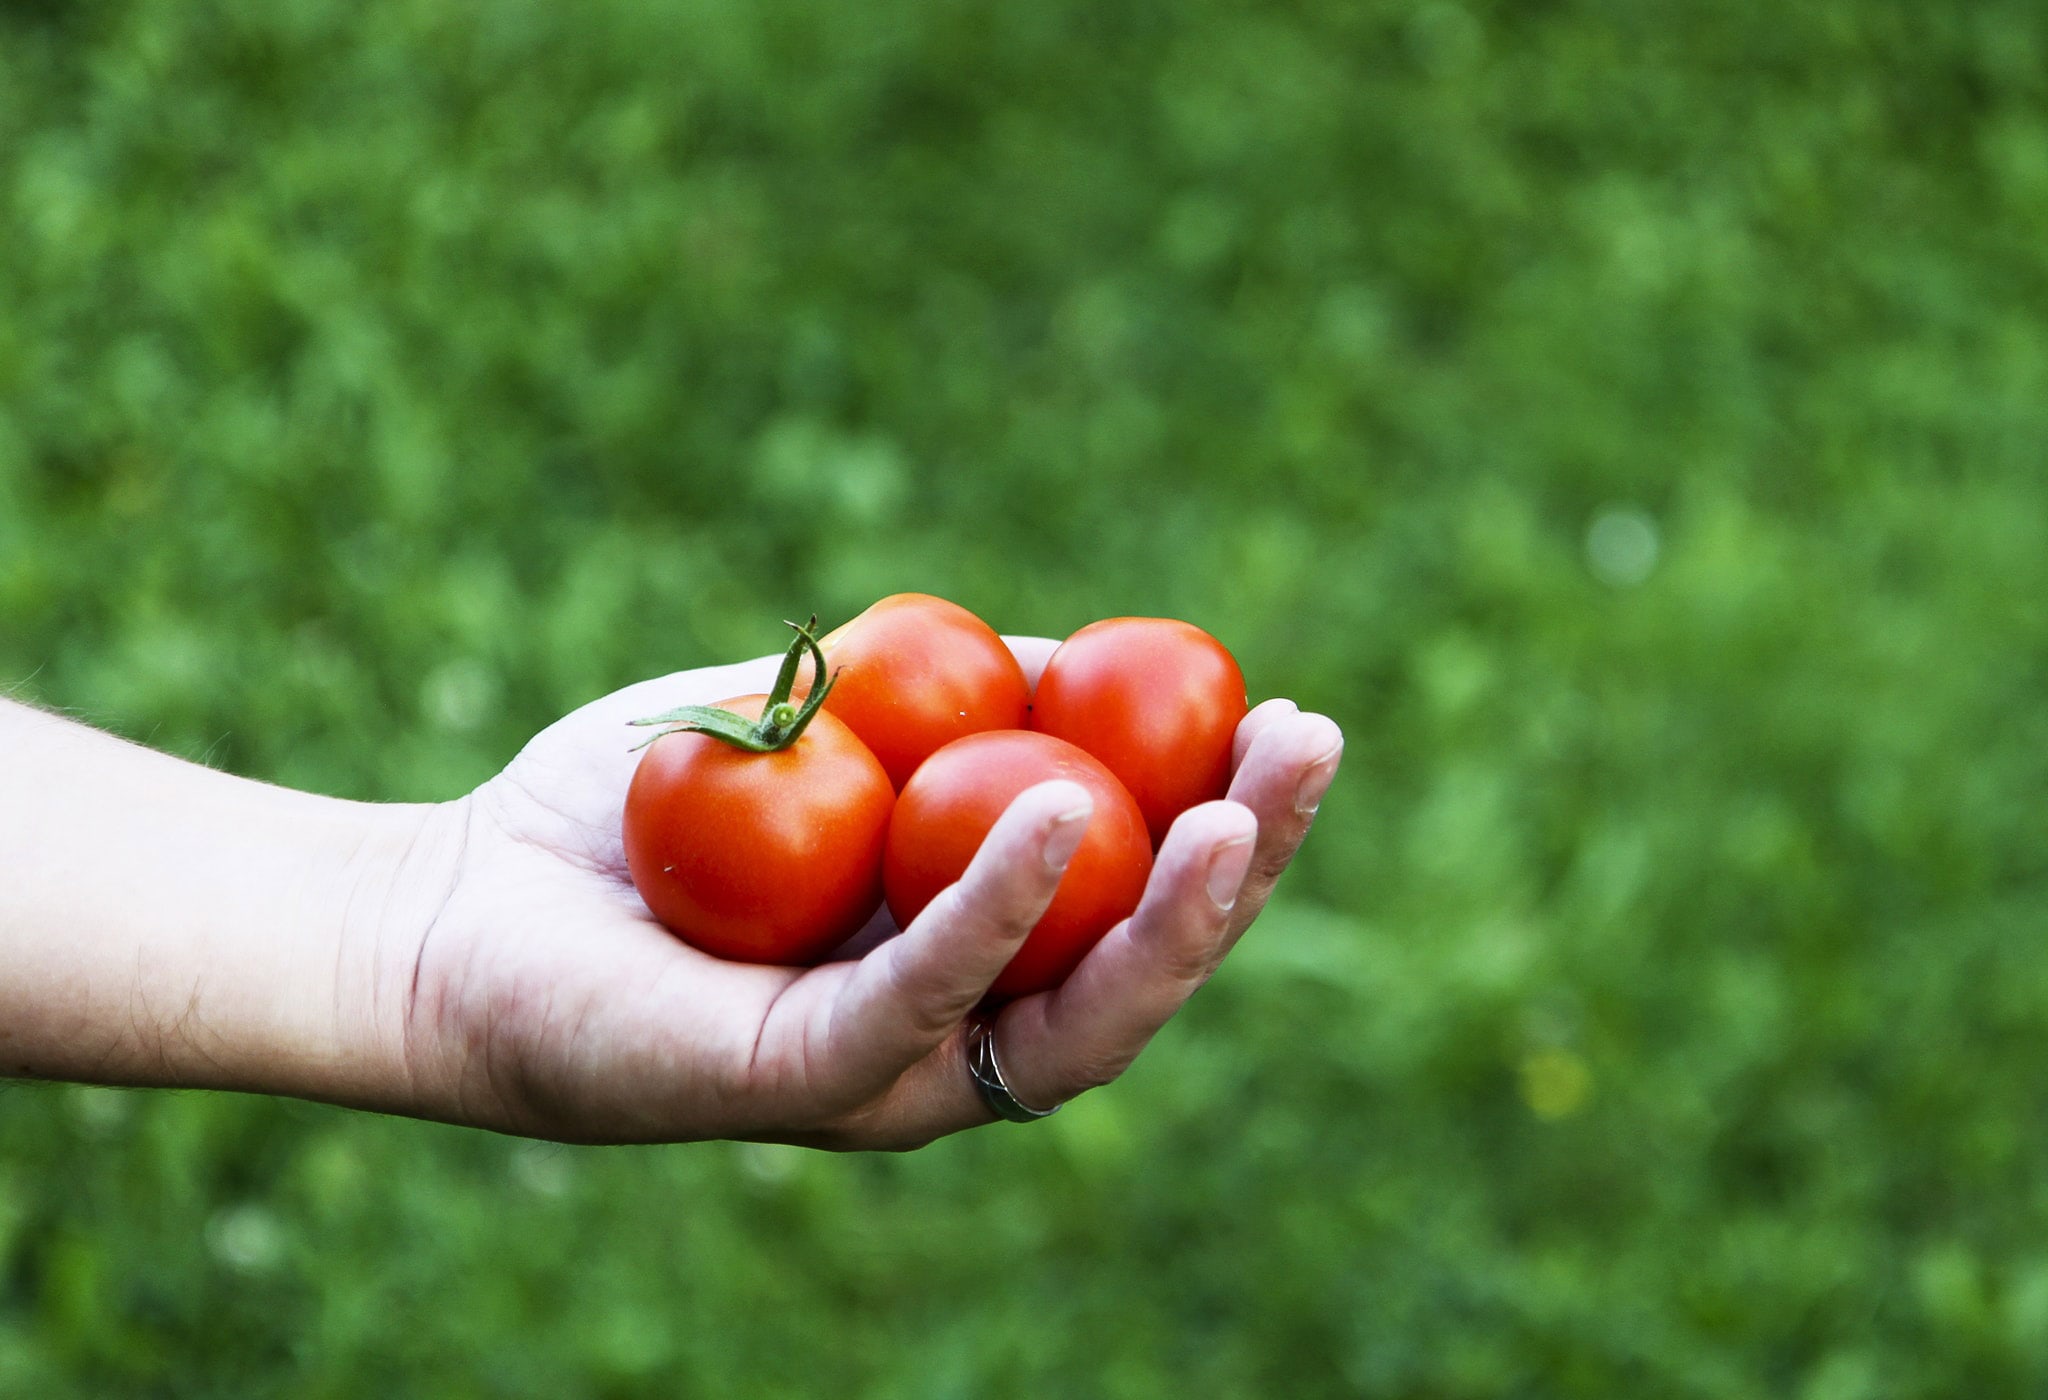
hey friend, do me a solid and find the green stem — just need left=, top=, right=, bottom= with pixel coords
left=627, top=616, right=837, bottom=752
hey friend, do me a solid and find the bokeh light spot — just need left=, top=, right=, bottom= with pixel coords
left=1519, top=1047, right=1593, bottom=1120
left=1585, top=506, right=1661, bottom=587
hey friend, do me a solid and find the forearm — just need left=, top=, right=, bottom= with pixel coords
left=0, top=699, right=448, bottom=1106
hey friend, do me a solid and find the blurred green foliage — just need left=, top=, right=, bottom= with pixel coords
left=4, top=0, right=2048, bottom=1393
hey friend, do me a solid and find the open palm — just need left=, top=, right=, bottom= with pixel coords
left=394, top=642, right=1343, bottom=1147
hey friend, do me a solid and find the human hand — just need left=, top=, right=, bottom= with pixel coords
left=389, top=640, right=1343, bottom=1147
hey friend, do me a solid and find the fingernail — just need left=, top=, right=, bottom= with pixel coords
left=1043, top=807, right=1092, bottom=872
left=1296, top=745, right=1343, bottom=818
left=1206, top=835, right=1256, bottom=911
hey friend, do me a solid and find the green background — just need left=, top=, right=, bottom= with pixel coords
left=4, top=0, right=2047, bottom=1394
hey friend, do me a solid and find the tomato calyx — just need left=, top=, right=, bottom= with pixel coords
left=628, top=616, right=839, bottom=752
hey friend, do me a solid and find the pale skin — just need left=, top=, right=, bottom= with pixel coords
left=0, top=638, right=1343, bottom=1147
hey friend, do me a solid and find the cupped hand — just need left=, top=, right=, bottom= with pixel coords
left=391, top=640, right=1342, bottom=1146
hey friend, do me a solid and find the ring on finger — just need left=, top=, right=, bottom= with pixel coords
left=965, top=1013, right=1061, bottom=1123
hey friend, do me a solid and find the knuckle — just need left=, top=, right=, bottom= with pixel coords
left=1066, top=1056, right=1127, bottom=1095
left=878, top=1124, right=947, bottom=1153
left=1159, top=944, right=1218, bottom=990
left=1250, top=843, right=1297, bottom=891
left=879, top=952, right=963, bottom=1043
left=958, top=876, right=1047, bottom=945
left=1133, top=918, right=1226, bottom=990
left=808, top=1107, right=895, bottom=1153
left=811, top=1105, right=946, bottom=1154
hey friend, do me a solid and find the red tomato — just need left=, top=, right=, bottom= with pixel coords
left=1029, top=618, right=1248, bottom=846
left=796, top=593, right=1030, bottom=790
left=885, top=730, right=1152, bottom=1001
left=624, top=695, right=894, bottom=965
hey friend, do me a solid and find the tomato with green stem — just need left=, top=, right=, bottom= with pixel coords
left=623, top=620, right=894, bottom=965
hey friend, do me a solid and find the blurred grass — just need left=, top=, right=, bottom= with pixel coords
left=5, top=0, right=2048, bottom=1394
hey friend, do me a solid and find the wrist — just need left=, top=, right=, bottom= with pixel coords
left=330, top=794, right=474, bottom=1115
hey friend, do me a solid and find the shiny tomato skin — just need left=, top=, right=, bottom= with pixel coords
left=624, top=696, right=894, bottom=965
left=885, top=730, right=1152, bottom=1001
left=1029, top=618, right=1248, bottom=847
left=798, top=593, right=1030, bottom=790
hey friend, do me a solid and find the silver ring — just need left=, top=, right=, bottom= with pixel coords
left=965, top=1014, right=1060, bottom=1122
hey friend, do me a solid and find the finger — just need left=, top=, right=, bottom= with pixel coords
left=1001, top=635, right=1061, bottom=693
left=1220, top=711, right=1343, bottom=945
left=1232, top=697, right=1301, bottom=770
left=817, top=779, right=1095, bottom=1103
left=777, top=801, right=1260, bottom=1148
left=774, top=718, right=1338, bottom=1149
left=992, top=800, right=1260, bottom=1108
